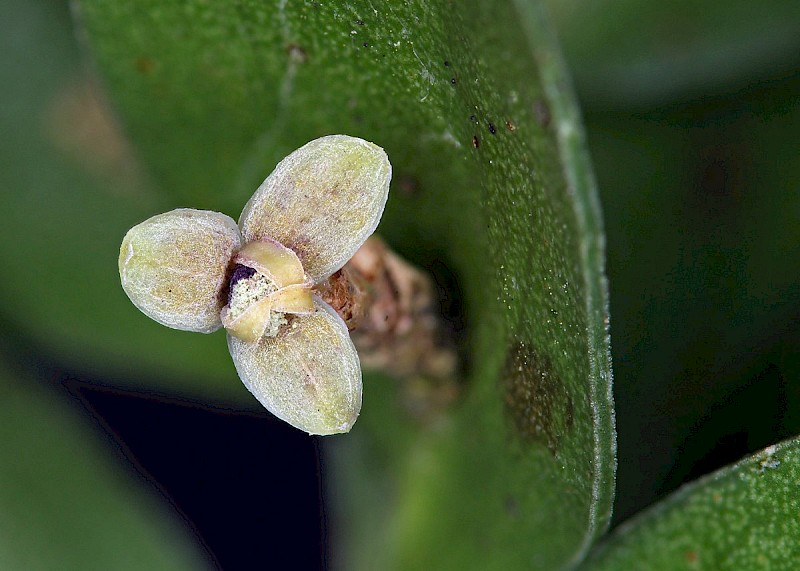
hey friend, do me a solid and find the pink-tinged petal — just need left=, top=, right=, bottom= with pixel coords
left=227, top=297, right=362, bottom=435
left=119, top=209, right=241, bottom=333
left=239, top=135, right=391, bottom=283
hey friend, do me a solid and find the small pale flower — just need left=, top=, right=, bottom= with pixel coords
left=118, top=135, right=391, bottom=435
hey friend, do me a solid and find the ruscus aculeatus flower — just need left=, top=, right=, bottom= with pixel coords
left=118, top=135, right=391, bottom=435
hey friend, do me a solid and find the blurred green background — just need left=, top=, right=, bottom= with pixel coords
left=1, top=0, right=799, bottom=568
left=549, top=0, right=800, bottom=523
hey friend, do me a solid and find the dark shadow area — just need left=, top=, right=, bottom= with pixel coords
left=0, top=316, right=325, bottom=571
left=660, top=362, right=789, bottom=494
left=586, top=67, right=800, bottom=525
left=65, top=380, right=326, bottom=571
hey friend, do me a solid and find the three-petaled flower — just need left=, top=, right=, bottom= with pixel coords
left=118, top=135, right=391, bottom=435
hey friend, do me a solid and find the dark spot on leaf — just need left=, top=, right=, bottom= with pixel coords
left=472, top=135, right=480, bottom=148
left=504, top=496, right=520, bottom=520
left=488, top=122, right=497, bottom=135
left=450, top=77, right=457, bottom=85
left=396, top=174, right=420, bottom=197
left=286, top=44, right=308, bottom=64
left=505, top=119, right=516, bottom=131
left=685, top=551, right=698, bottom=564
left=135, top=57, right=154, bottom=74
left=501, top=341, right=571, bottom=455
left=565, top=396, right=574, bottom=430
left=444, top=60, right=450, bottom=67
left=469, top=114, right=478, bottom=123
left=534, top=99, right=551, bottom=128
left=363, top=42, right=369, bottom=48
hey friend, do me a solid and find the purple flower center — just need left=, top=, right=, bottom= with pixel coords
left=227, top=264, right=257, bottom=305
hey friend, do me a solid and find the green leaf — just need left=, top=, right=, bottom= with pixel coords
left=76, top=0, right=614, bottom=568
left=580, top=437, right=800, bottom=570
left=546, top=0, right=800, bottom=106
left=0, top=0, right=238, bottom=399
left=0, top=364, right=209, bottom=569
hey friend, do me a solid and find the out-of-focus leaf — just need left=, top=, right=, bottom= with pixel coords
left=76, top=0, right=615, bottom=568
left=0, top=0, right=238, bottom=399
left=546, top=0, right=800, bottom=106
left=579, top=437, right=800, bottom=570
left=0, top=364, right=210, bottom=569
left=585, top=82, right=800, bottom=522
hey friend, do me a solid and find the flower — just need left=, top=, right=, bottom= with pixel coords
left=118, top=135, right=391, bottom=435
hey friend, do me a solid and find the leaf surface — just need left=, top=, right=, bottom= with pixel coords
left=75, top=1, right=615, bottom=568
left=580, top=438, right=800, bottom=570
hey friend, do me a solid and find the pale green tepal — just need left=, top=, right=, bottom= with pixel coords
left=118, top=135, right=392, bottom=435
